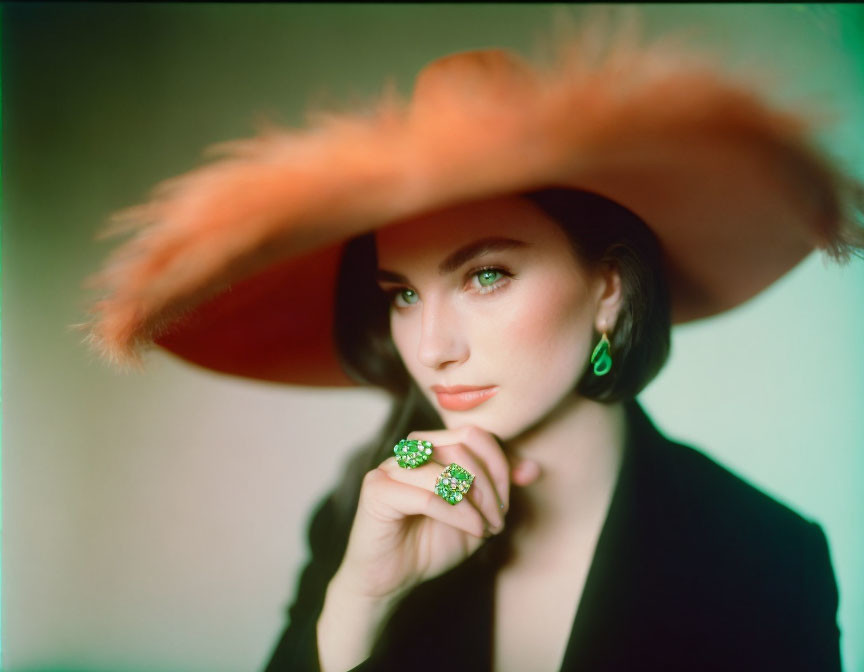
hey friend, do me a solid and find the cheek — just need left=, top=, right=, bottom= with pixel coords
left=495, top=279, right=592, bottom=377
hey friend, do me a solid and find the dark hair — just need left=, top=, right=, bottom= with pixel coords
left=522, top=188, right=671, bottom=402
left=329, top=188, right=670, bottom=510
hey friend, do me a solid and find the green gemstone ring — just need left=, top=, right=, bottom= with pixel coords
left=434, top=463, right=475, bottom=505
left=393, top=439, right=434, bottom=469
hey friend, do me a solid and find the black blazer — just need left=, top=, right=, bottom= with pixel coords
left=265, top=399, right=842, bottom=671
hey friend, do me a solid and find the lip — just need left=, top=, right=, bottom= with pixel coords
left=431, top=385, right=499, bottom=411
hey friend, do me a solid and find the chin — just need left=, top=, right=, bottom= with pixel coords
left=439, top=407, right=538, bottom=444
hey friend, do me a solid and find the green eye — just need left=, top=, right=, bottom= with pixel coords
left=476, top=269, right=501, bottom=287
left=395, top=288, right=418, bottom=306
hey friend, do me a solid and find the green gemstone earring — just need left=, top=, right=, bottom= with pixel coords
left=591, top=331, right=612, bottom=376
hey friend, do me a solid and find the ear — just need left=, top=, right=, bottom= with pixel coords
left=593, top=261, right=623, bottom=332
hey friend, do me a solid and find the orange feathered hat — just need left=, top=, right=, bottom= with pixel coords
left=80, top=15, right=864, bottom=386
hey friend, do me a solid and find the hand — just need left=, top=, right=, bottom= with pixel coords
left=330, top=425, right=541, bottom=605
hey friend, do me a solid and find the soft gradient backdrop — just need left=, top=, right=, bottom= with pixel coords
left=3, top=4, right=863, bottom=671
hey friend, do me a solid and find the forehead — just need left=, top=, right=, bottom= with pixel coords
left=375, top=194, right=571, bottom=266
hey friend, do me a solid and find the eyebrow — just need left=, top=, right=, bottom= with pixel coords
left=376, top=236, right=528, bottom=284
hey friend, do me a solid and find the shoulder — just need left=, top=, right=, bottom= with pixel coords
left=624, top=400, right=822, bottom=557
left=644, top=430, right=821, bottom=558
left=620, top=404, right=841, bottom=667
left=628, top=409, right=840, bottom=653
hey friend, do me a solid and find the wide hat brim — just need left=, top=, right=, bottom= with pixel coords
left=81, top=17, right=863, bottom=386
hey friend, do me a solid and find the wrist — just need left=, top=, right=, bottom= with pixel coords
left=316, top=572, right=403, bottom=672
left=326, top=566, right=409, bottom=610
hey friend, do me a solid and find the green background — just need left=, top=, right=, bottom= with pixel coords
left=3, top=4, right=863, bottom=671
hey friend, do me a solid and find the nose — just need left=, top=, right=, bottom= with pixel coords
left=416, top=295, right=469, bottom=370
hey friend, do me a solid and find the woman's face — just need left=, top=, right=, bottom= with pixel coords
left=375, top=194, right=620, bottom=441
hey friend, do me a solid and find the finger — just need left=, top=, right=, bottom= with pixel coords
left=512, top=458, right=542, bottom=487
left=362, top=467, right=487, bottom=539
left=402, top=433, right=503, bottom=530
left=407, top=426, right=510, bottom=517
left=376, top=455, right=489, bottom=527
left=424, top=443, right=503, bottom=531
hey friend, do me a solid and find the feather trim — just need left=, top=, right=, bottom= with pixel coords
left=77, top=7, right=864, bottom=372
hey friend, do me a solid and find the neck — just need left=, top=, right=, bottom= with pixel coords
left=504, top=394, right=627, bottom=538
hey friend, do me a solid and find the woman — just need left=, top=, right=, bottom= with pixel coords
left=81, top=16, right=862, bottom=672
left=303, top=188, right=670, bottom=672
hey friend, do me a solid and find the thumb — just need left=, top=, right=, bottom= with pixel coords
left=511, top=458, right=541, bottom=487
